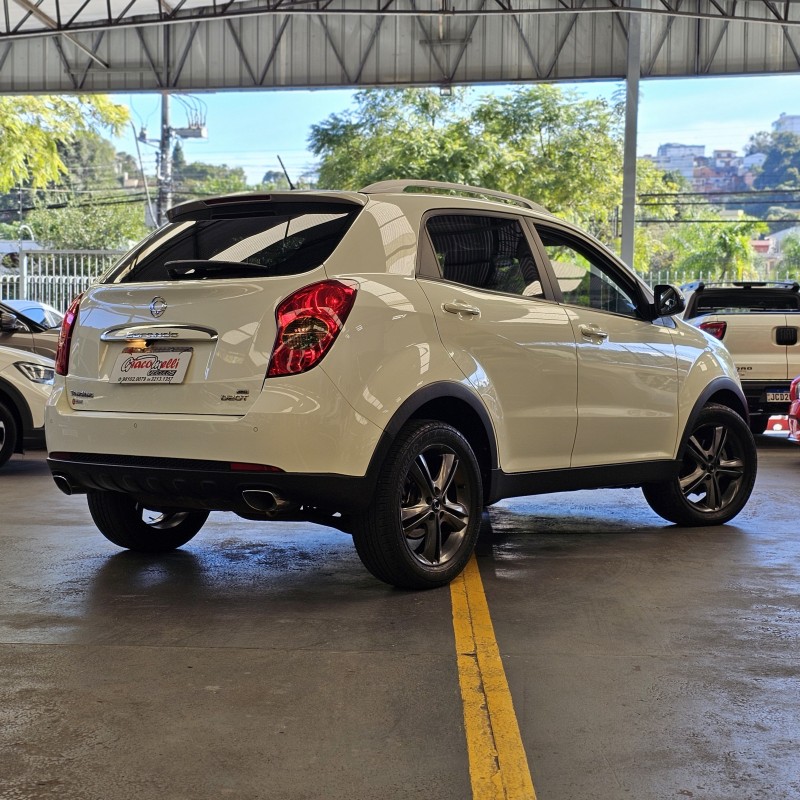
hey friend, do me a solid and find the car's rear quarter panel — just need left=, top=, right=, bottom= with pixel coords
left=321, top=200, right=477, bottom=435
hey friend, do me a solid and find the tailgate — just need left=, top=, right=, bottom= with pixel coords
left=713, top=313, right=790, bottom=381
left=63, top=196, right=362, bottom=416
left=66, top=278, right=297, bottom=415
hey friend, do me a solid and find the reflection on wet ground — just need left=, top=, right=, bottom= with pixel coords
left=2, top=438, right=800, bottom=799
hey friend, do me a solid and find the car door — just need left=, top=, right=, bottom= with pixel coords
left=417, top=211, right=578, bottom=473
left=532, top=223, right=680, bottom=468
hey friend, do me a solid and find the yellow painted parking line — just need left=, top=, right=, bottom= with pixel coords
left=450, top=555, right=537, bottom=800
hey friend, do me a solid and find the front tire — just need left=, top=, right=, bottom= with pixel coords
left=352, top=420, right=483, bottom=589
left=87, top=491, right=209, bottom=552
left=0, top=401, right=17, bottom=468
left=642, top=403, right=757, bottom=526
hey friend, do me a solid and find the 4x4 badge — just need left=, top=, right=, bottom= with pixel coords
left=150, top=297, right=167, bottom=318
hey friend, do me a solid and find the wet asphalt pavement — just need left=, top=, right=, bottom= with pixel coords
left=1, top=436, right=799, bottom=800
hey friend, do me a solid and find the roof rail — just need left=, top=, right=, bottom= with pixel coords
left=359, top=180, right=549, bottom=214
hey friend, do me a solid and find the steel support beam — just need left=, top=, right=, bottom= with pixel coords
left=621, top=0, right=640, bottom=269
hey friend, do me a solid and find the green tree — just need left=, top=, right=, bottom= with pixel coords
left=173, top=157, right=248, bottom=199
left=779, top=234, right=800, bottom=275
left=309, top=87, right=626, bottom=239
left=664, top=214, right=767, bottom=281
left=27, top=198, right=149, bottom=250
left=261, top=169, right=291, bottom=189
left=20, top=126, right=150, bottom=250
left=633, top=161, right=695, bottom=275
left=753, top=131, right=800, bottom=190
left=0, top=95, right=127, bottom=192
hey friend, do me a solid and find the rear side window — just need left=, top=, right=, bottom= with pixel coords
left=105, top=208, right=358, bottom=284
left=425, top=214, right=545, bottom=298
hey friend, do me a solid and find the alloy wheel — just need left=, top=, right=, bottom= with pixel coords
left=680, top=423, right=746, bottom=513
left=399, top=446, right=472, bottom=567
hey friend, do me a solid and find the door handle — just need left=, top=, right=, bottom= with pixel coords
left=579, top=324, right=609, bottom=340
left=443, top=301, right=481, bottom=317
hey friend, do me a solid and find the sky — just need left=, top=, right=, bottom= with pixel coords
left=112, top=73, right=800, bottom=186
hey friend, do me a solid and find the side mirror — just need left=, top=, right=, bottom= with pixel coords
left=0, top=311, right=26, bottom=332
left=651, top=284, right=685, bottom=319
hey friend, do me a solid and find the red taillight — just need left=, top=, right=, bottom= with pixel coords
left=699, top=320, right=727, bottom=340
left=55, top=293, right=83, bottom=376
left=267, top=280, right=357, bottom=377
left=790, top=376, right=800, bottom=402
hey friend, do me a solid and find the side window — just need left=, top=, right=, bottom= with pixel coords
left=425, top=214, right=544, bottom=299
left=537, top=228, right=639, bottom=317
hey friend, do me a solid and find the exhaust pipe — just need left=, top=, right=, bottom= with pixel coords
left=242, top=489, right=280, bottom=513
left=52, top=474, right=75, bottom=495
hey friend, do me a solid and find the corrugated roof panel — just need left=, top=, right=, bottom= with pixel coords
left=1, top=0, right=799, bottom=92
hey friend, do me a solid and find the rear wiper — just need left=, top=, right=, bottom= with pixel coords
left=165, top=260, right=273, bottom=280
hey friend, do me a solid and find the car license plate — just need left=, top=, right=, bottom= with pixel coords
left=766, top=390, right=791, bottom=403
left=110, top=347, right=193, bottom=384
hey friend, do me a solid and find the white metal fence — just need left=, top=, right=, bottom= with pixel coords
left=0, top=249, right=124, bottom=312
left=642, top=268, right=799, bottom=288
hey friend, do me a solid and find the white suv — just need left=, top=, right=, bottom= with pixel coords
left=0, top=345, right=54, bottom=468
left=46, top=181, right=757, bottom=588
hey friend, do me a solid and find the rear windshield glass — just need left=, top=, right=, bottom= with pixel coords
left=104, top=207, right=359, bottom=284
left=690, top=292, right=800, bottom=315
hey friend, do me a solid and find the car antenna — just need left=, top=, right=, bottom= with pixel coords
left=277, top=155, right=296, bottom=190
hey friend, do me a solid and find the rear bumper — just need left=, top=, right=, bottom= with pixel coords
left=740, top=380, right=792, bottom=417
left=47, top=452, right=376, bottom=514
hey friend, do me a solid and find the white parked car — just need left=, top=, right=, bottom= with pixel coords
left=3, top=298, right=64, bottom=329
left=45, top=181, right=757, bottom=588
left=0, top=345, right=54, bottom=467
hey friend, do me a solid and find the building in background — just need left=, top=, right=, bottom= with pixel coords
left=773, top=113, right=800, bottom=135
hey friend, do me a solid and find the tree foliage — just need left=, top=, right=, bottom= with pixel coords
left=27, top=199, right=149, bottom=250
left=172, top=142, right=248, bottom=198
left=0, top=96, right=128, bottom=193
left=22, top=126, right=149, bottom=250
left=310, top=87, right=627, bottom=239
left=752, top=131, right=800, bottom=190
left=779, top=234, right=800, bottom=273
left=660, top=214, right=767, bottom=281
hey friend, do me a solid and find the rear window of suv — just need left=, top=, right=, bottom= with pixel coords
left=104, top=205, right=359, bottom=284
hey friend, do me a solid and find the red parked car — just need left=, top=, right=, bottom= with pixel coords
left=789, top=375, right=800, bottom=442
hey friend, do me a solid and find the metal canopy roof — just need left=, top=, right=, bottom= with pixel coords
left=1, top=0, right=799, bottom=93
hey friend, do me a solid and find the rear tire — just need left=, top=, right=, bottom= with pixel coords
left=748, top=414, right=768, bottom=435
left=642, top=403, right=756, bottom=527
left=352, top=420, right=482, bottom=589
left=87, top=491, right=209, bottom=552
left=0, top=401, right=18, bottom=468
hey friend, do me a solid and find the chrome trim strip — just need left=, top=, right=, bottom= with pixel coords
left=100, top=324, right=219, bottom=342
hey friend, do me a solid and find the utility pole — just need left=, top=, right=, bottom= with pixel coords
left=157, top=92, right=173, bottom=226
left=137, top=92, right=207, bottom=228
left=621, top=0, right=641, bottom=268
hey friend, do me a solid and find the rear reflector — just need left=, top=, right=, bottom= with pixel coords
left=229, top=462, right=284, bottom=473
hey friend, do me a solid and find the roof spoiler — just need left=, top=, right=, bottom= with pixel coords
left=167, top=192, right=365, bottom=222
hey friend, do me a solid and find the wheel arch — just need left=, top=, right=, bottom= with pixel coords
left=678, top=377, right=748, bottom=459
left=368, top=381, right=498, bottom=495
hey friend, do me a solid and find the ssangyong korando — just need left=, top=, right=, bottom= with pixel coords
left=46, top=181, right=757, bottom=588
